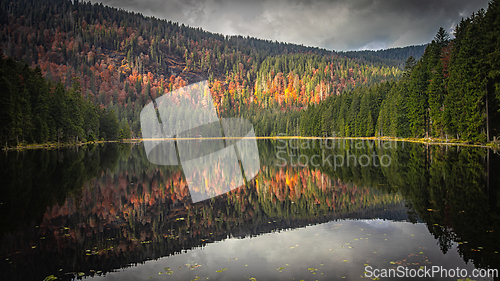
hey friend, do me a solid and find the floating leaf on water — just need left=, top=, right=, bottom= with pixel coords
left=308, top=267, right=317, bottom=273
left=216, top=268, right=228, bottom=273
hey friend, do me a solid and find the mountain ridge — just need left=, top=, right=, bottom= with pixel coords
left=0, top=0, right=421, bottom=143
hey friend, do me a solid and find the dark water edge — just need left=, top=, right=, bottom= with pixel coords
left=0, top=141, right=499, bottom=280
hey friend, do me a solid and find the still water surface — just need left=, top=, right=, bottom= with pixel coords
left=0, top=139, right=499, bottom=280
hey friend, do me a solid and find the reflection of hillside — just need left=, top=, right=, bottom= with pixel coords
left=279, top=139, right=500, bottom=272
left=0, top=144, right=126, bottom=238
left=255, top=165, right=402, bottom=218
left=5, top=140, right=497, bottom=280
left=0, top=143, right=403, bottom=281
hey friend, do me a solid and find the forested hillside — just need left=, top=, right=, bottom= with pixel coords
left=340, top=44, right=428, bottom=68
left=0, top=0, right=403, bottom=143
left=3, top=0, right=494, bottom=144
left=301, top=0, right=500, bottom=143
left=0, top=56, right=122, bottom=146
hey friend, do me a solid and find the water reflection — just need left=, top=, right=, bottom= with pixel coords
left=91, top=220, right=476, bottom=281
left=0, top=140, right=499, bottom=280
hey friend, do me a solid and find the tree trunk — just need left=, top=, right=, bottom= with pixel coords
left=486, top=87, right=490, bottom=142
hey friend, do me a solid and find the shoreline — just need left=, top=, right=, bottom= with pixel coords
left=3, top=136, right=499, bottom=151
left=2, top=140, right=119, bottom=151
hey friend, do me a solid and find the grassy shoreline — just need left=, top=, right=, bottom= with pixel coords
left=2, top=140, right=119, bottom=151
left=3, top=136, right=499, bottom=151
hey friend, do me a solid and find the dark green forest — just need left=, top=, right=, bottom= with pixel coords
left=339, top=44, right=427, bottom=68
left=300, top=1, right=500, bottom=143
left=0, top=55, right=124, bottom=146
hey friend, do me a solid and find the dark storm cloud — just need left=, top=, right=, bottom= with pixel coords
left=91, top=0, right=490, bottom=51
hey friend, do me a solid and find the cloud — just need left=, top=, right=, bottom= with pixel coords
left=91, top=0, right=490, bottom=51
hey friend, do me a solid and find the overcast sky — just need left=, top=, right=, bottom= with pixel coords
left=91, top=0, right=490, bottom=51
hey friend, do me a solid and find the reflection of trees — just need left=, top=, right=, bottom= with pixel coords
left=393, top=146, right=500, bottom=270
left=0, top=142, right=404, bottom=281
left=3, top=140, right=497, bottom=280
left=0, top=144, right=125, bottom=238
left=292, top=140, right=500, bottom=272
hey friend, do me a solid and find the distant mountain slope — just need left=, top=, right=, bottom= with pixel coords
left=1, top=0, right=407, bottom=139
left=340, top=44, right=428, bottom=68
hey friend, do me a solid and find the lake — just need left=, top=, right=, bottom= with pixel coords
left=1, top=139, right=499, bottom=280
